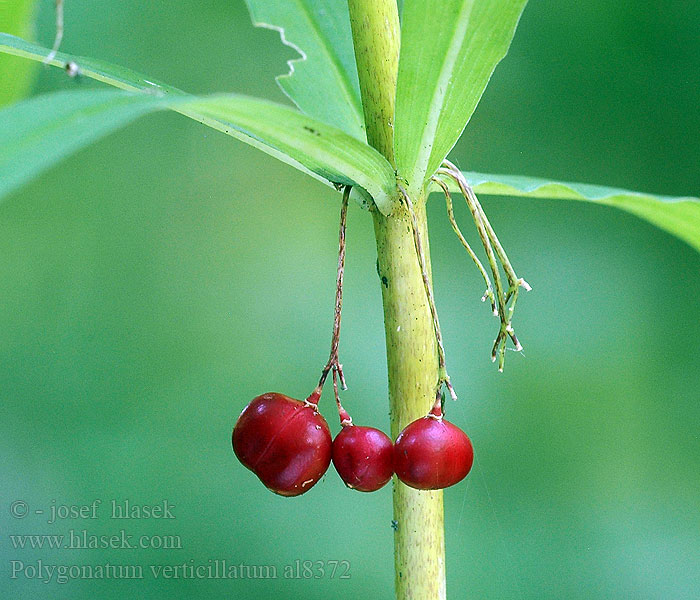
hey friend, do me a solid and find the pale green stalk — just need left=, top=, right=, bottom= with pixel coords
left=347, top=0, right=399, bottom=166
left=373, top=201, right=447, bottom=600
left=347, top=1, right=447, bottom=598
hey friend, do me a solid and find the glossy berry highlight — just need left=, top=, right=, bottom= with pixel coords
left=393, top=406, right=473, bottom=490
left=332, top=424, right=394, bottom=492
left=232, top=392, right=332, bottom=496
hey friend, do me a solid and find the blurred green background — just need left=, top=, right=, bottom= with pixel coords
left=1, top=1, right=699, bottom=598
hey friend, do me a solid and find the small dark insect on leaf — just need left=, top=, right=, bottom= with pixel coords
left=303, top=125, right=321, bottom=136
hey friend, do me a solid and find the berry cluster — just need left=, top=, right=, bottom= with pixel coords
left=232, top=391, right=473, bottom=496
left=232, top=186, right=473, bottom=496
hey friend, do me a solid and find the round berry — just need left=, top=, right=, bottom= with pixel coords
left=332, top=425, right=393, bottom=492
left=232, top=392, right=332, bottom=496
left=393, top=415, right=473, bottom=490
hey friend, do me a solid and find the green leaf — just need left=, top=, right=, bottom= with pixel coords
left=0, top=33, right=188, bottom=95
left=0, top=35, right=397, bottom=212
left=185, top=94, right=395, bottom=208
left=0, top=0, right=38, bottom=106
left=0, top=90, right=178, bottom=198
left=438, top=172, right=700, bottom=253
left=395, top=0, right=528, bottom=190
left=244, top=0, right=366, bottom=141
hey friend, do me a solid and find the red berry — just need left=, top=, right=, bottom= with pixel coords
left=332, top=425, right=394, bottom=492
left=232, top=392, right=332, bottom=496
left=393, top=414, right=473, bottom=490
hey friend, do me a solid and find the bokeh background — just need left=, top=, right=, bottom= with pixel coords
left=1, top=1, right=699, bottom=598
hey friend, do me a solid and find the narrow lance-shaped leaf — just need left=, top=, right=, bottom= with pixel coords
left=0, top=35, right=397, bottom=213
left=437, top=172, right=700, bottom=254
left=0, top=90, right=179, bottom=198
left=244, top=0, right=365, bottom=140
left=0, top=33, right=184, bottom=95
left=0, top=34, right=315, bottom=184
left=185, top=94, right=395, bottom=206
left=395, top=0, right=528, bottom=190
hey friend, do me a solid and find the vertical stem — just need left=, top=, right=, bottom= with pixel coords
left=374, top=199, right=446, bottom=600
left=347, top=0, right=400, bottom=166
left=347, top=2, right=446, bottom=598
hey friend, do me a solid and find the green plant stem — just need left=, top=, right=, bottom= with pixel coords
left=323, top=0, right=449, bottom=571
left=347, top=0, right=400, bottom=166
left=374, top=198, right=447, bottom=600
left=348, top=2, right=445, bottom=597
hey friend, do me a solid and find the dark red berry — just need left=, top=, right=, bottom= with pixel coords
left=232, top=392, right=332, bottom=496
left=332, top=425, right=394, bottom=492
left=393, top=413, right=473, bottom=490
